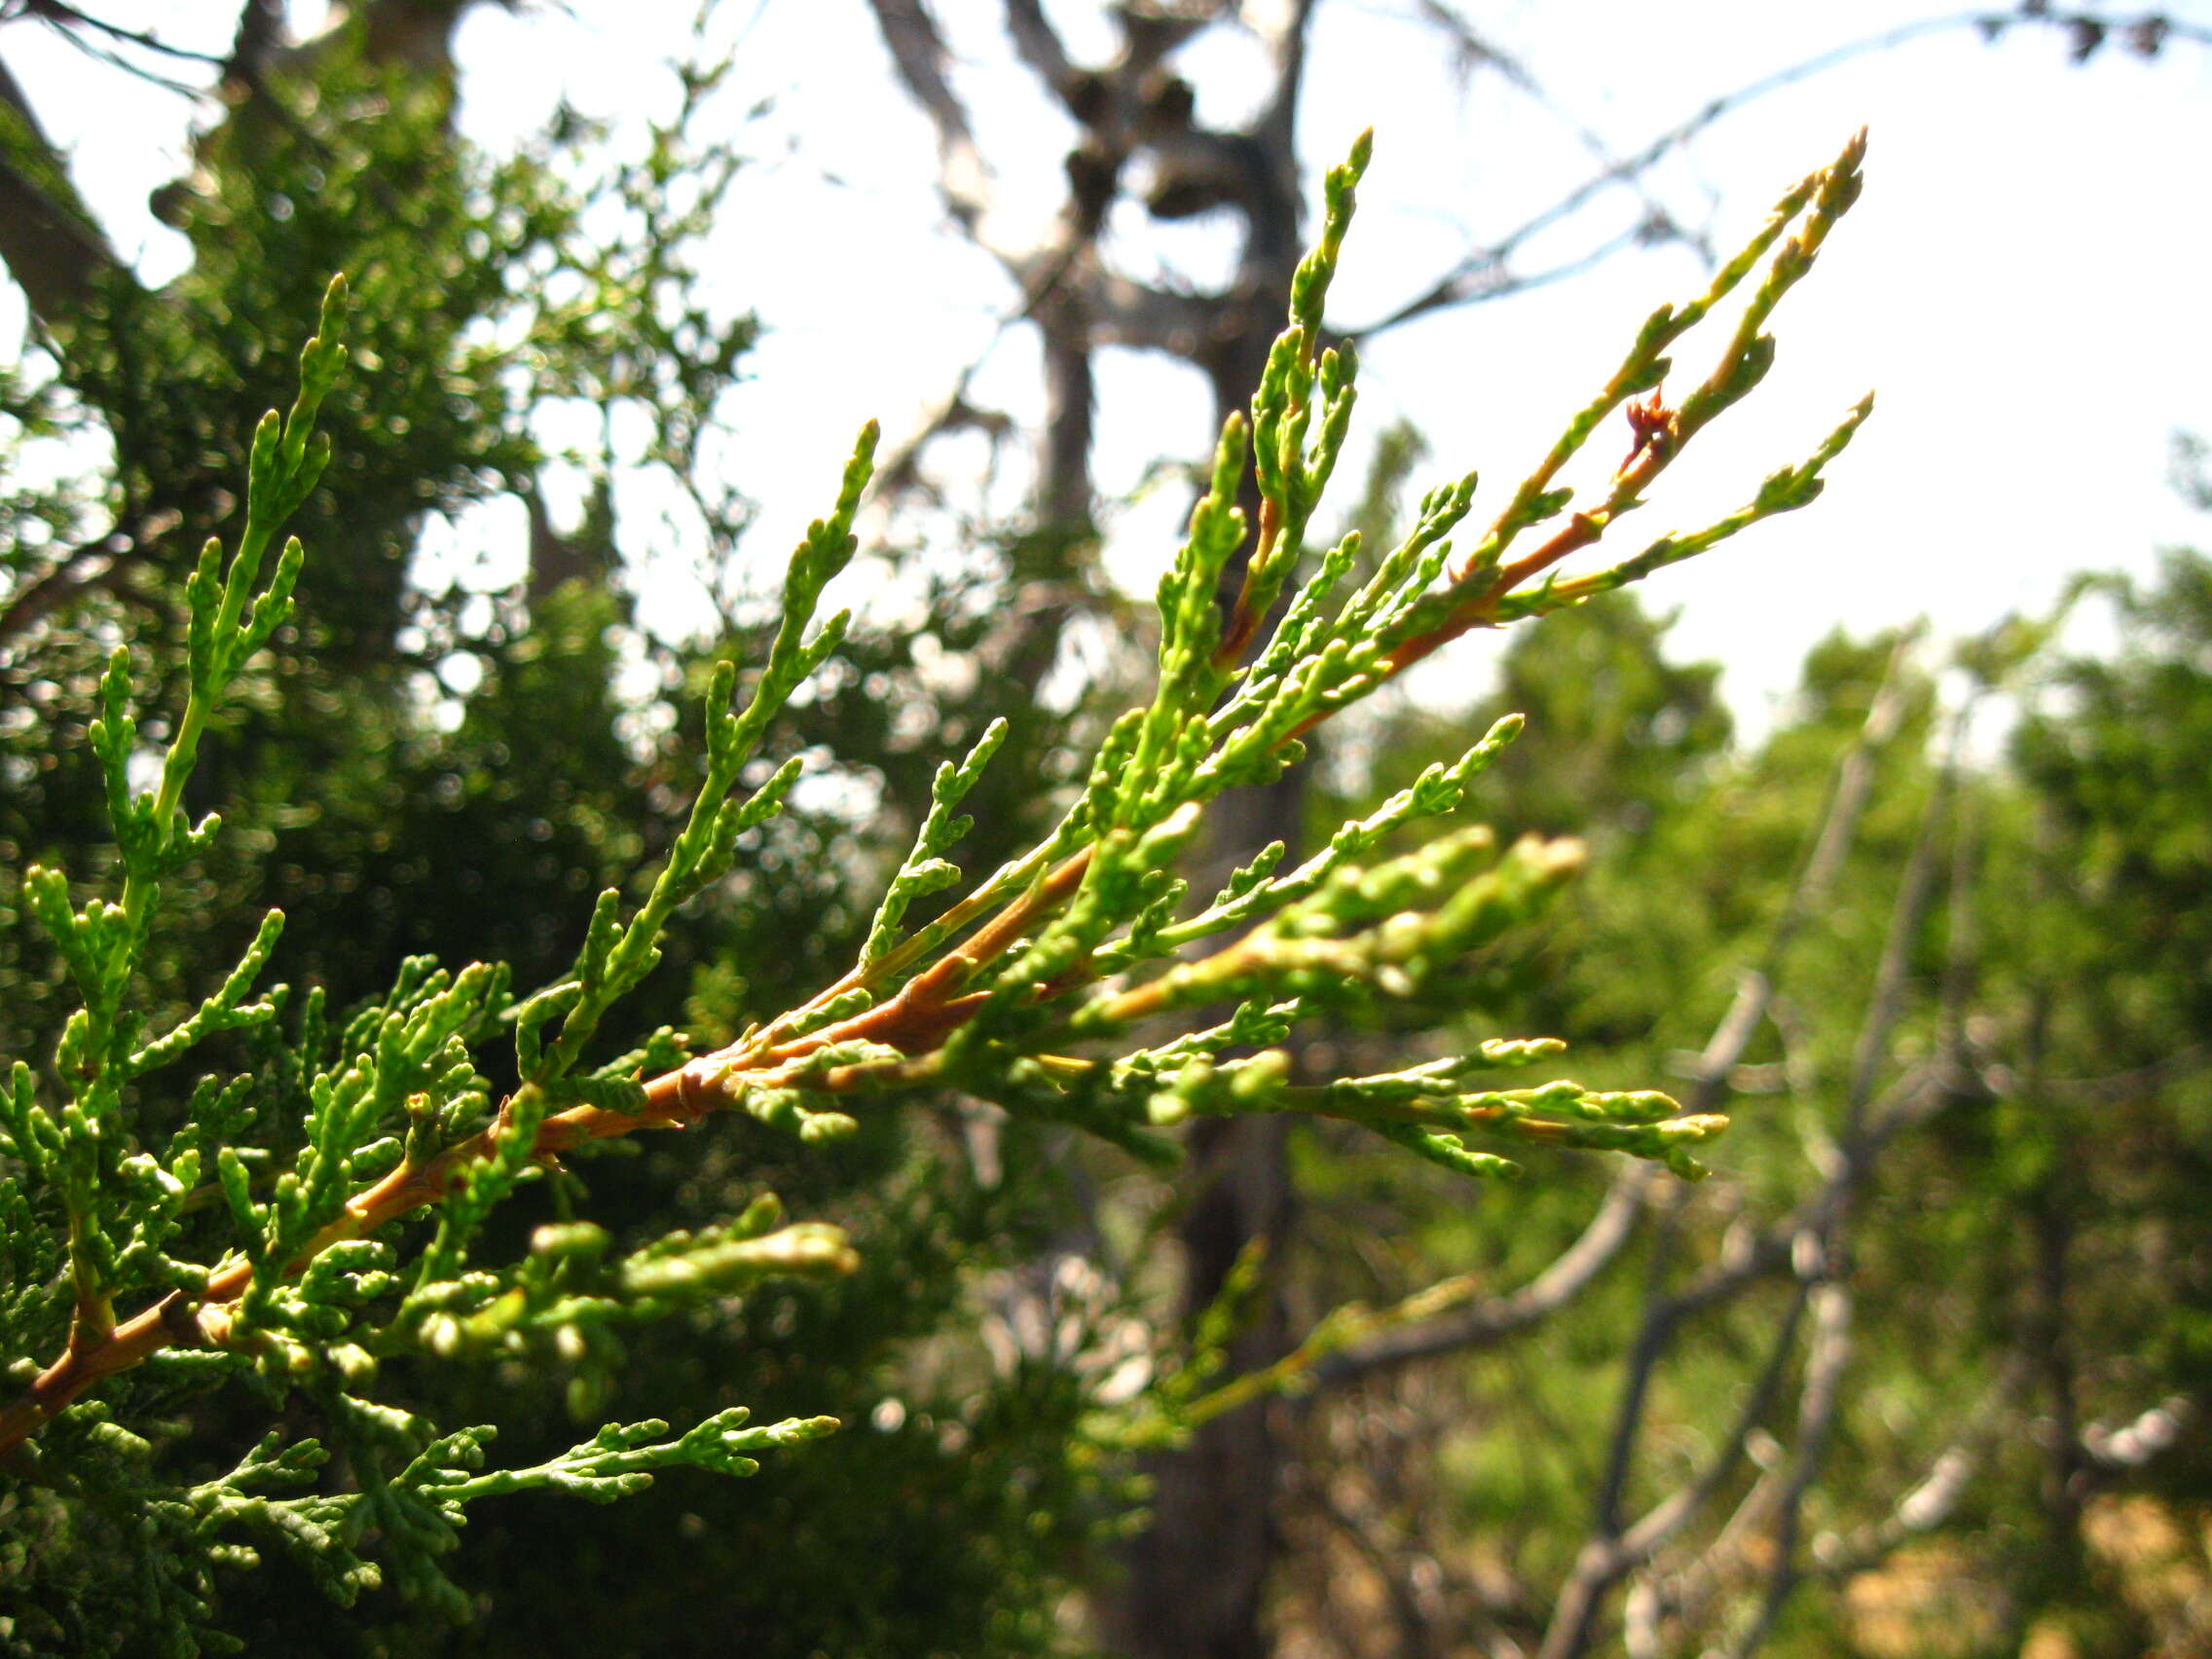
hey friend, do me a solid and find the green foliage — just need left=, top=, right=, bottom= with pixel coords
left=0, top=127, right=1872, bottom=1652
left=1265, top=533, right=2212, bottom=1654
left=0, top=22, right=768, bottom=1099
left=0, top=23, right=1090, bottom=1649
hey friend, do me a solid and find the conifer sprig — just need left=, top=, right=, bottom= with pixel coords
left=1377, top=128, right=1870, bottom=671
left=0, top=131, right=1873, bottom=1642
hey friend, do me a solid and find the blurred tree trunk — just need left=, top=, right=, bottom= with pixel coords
left=864, top=6, right=1322, bottom=1648
left=1099, top=112, right=1312, bottom=1659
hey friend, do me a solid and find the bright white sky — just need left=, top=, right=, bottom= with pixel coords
left=10, top=1, right=2212, bottom=734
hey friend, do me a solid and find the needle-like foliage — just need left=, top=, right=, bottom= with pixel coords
left=0, top=130, right=1870, bottom=1648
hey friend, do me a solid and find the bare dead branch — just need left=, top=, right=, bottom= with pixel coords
left=1350, top=9, right=2212, bottom=342
left=1635, top=1281, right=1825, bottom=1567
left=863, top=0, right=992, bottom=231
left=998, top=0, right=1072, bottom=102
left=1521, top=639, right=1931, bottom=1659
left=1310, top=1165, right=1652, bottom=1387
left=1312, top=636, right=1927, bottom=1408
left=0, top=511, right=176, bottom=645
left=1714, top=1280, right=1855, bottom=1659
left=1257, top=0, right=1321, bottom=150
left=1843, top=736, right=1959, bottom=1133
left=1983, top=1043, right=2212, bottom=1105
left=1537, top=1276, right=1817, bottom=1659
left=868, top=357, right=1010, bottom=501
left=16, top=0, right=227, bottom=66
left=15, top=1, right=207, bottom=94
left=1804, top=1357, right=2028, bottom=1583
left=1690, top=719, right=1975, bottom=1653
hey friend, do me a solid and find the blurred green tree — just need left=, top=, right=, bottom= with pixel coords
left=1259, top=564, right=2212, bottom=1657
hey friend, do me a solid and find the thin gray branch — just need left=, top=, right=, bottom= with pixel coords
left=1342, top=221, right=1658, bottom=345
left=1714, top=1280, right=1855, bottom=1659
left=1314, top=637, right=1929, bottom=1414
left=1661, top=1060, right=1951, bottom=1329
left=1530, top=639, right=1929, bottom=1659
left=863, top=0, right=992, bottom=231
left=1982, top=1043, right=2212, bottom=1106
left=1804, top=1357, right=2028, bottom=1582
left=998, top=0, right=1071, bottom=100
left=1618, top=1282, right=1816, bottom=1566
left=1536, top=1277, right=1816, bottom=1659
left=1090, top=270, right=1234, bottom=358
left=1257, top=0, right=1321, bottom=151
left=1350, top=10, right=2212, bottom=341
left=20, top=0, right=227, bottom=66
left=1310, top=1165, right=1652, bottom=1387
left=1842, top=744, right=1957, bottom=1133
left=0, top=505, right=185, bottom=645
left=19, top=2, right=206, bottom=95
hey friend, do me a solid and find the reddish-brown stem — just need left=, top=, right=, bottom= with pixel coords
left=0, top=849, right=1113, bottom=1456
left=1282, top=398, right=1686, bottom=742
left=1278, top=497, right=1619, bottom=745
left=763, top=844, right=1096, bottom=1067
left=0, top=1051, right=799, bottom=1453
left=1214, top=497, right=1283, bottom=668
